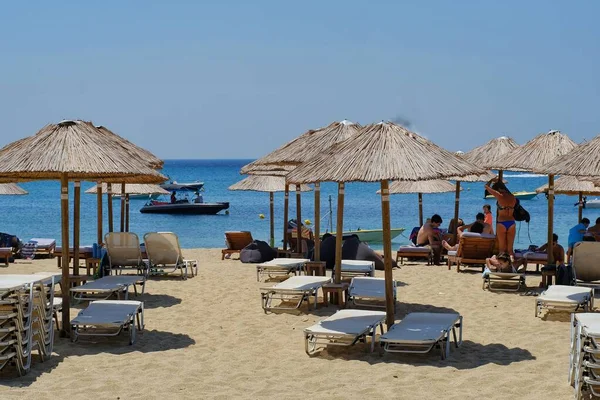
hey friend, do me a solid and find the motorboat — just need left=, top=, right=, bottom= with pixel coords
left=140, top=199, right=229, bottom=215
left=112, top=193, right=160, bottom=200
left=485, top=191, right=538, bottom=200
left=331, top=228, right=406, bottom=243
left=584, top=198, right=600, bottom=209
left=160, top=181, right=204, bottom=192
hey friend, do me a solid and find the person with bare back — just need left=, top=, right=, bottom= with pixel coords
left=484, top=179, right=517, bottom=258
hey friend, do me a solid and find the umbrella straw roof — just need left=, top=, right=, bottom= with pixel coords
left=463, top=136, right=519, bottom=169
left=286, top=122, right=485, bottom=184
left=489, top=130, right=576, bottom=172
left=241, top=120, right=362, bottom=174
left=535, top=176, right=600, bottom=195
left=535, top=134, right=600, bottom=177
left=85, top=183, right=169, bottom=195
left=229, top=175, right=312, bottom=192
left=378, top=179, right=457, bottom=194
left=0, top=120, right=166, bottom=183
left=0, top=183, right=28, bottom=195
left=96, top=126, right=163, bottom=169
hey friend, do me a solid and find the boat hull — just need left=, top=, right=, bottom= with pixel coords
left=585, top=200, right=600, bottom=209
left=140, top=202, right=229, bottom=215
left=332, top=228, right=405, bottom=243
left=113, top=194, right=160, bottom=200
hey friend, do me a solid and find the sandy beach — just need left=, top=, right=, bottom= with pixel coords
left=0, top=249, right=574, bottom=399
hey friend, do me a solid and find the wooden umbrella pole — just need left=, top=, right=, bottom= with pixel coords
left=334, top=183, right=345, bottom=286
left=418, top=192, right=423, bottom=226
left=107, top=183, right=114, bottom=233
left=296, top=185, right=302, bottom=255
left=380, top=180, right=395, bottom=328
left=578, top=192, right=583, bottom=222
left=283, top=184, right=289, bottom=251
left=547, top=174, right=555, bottom=265
left=96, top=182, right=103, bottom=244
left=314, top=183, right=321, bottom=261
left=60, top=174, right=71, bottom=336
left=453, top=181, right=461, bottom=244
left=120, top=183, right=126, bottom=232
left=73, top=181, right=81, bottom=276
left=269, top=192, right=275, bottom=247
left=125, top=194, right=130, bottom=232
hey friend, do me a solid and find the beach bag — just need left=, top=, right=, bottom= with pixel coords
left=513, top=199, right=530, bottom=223
left=556, top=264, right=575, bottom=286
left=408, top=227, right=420, bottom=245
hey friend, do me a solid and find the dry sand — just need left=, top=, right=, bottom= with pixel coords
left=0, top=249, right=575, bottom=399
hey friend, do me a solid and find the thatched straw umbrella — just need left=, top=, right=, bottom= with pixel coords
left=0, top=120, right=166, bottom=335
left=86, top=183, right=169, bottom=232
left=377, top=180, right=456, bottom=226
left=463, top=136, right=519, bottom=170
left=242, top=120, right=362, bottom=259
left=490, top=130, right=577, bottom=265
left=0, top=183, right=28, bottom=195
left=535, top=134, right=600, bottom=229
left=229, top=176, right=311, bottom=247
left=287, top=121, right=485, bottom=327
left=535, top=176, right=600, bottom=222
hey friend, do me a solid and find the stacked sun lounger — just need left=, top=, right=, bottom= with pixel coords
left=0, top=275, right=56, bottom=375
left=570, top=313, right=600, bottom=399
left=256, top=258, right=309, bottom=281
left=71, top=300, right=144, bottom=345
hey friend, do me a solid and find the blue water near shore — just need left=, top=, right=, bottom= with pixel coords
left=1, top=160, right=596, bottom=250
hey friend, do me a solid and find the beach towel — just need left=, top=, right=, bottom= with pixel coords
left=21, top=241, right=38, bottom=260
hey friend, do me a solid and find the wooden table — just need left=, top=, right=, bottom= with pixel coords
left=322, top=282, right=350, bottom=307
left=304, top=261, right=326, bottom=276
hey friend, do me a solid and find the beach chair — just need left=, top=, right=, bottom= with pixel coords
left=30, top=238, right=56, bottom=257
left=70, top=275, right=142, bottom=303
left=222, top=231, right=253, bottom=260
left=569, top=313, right=600, bottom=398
left=396, top=246, right=433, bottom=265
left=256, top=258, right=309, bottom=281
left=260, top=276, right=330, bottom=312
left=573, top=242, right=600, bottom=288
left=104, top=232, right=148, bottom=293
left=71, top=300, right=144, bottom=345
left=144, top=232, right=198, bottom=279
left=380, top=312, right=463, bottom=360
left=348, top=277, right=396, bottom=309
left=337, top=260, right=375, bottom=280
left=447, top=233, right=496, bottom=272
left=535, top=286, right=593, bottom=318
left=303, top=309, right=386, bottom=356
left=482, top=270, right=526, bottom=292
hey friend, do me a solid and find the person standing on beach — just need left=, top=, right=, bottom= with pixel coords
left=567, top=218, right=590, bottom=263
left=484, top=179, right=517, bottom=257
left=483, top=204, right=493, bottom=233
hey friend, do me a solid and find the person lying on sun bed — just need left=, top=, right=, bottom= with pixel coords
left=513, top=233, right=565, bottom=274
left=485, top=252, right=515, bottom=273
left=441, top=221, right=485, bottom=252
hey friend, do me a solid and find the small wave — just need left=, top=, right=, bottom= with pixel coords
left=503, top=173, right=546, bottom=178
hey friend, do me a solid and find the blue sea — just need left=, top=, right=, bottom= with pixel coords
left=1, top=160, right=595, bottom=250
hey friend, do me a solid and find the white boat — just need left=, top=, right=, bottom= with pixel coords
left=331, top=228, right=406, bottom=243
left=585, top=199, right=600, bottom=209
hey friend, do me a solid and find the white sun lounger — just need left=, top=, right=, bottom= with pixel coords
left=260, top=276, right=330, bottom=312
left=380, top=312, right=463, bottom=359
left=70, top=276, right=142, bottom=303
left=144, top=232, right=198, bottom=279
left=256, top=258, right=309, bottom=281
left=535, top=285, right=593, bottom=318
left=482, top=270, right=526, bottom=291
left=71, top=300, right=144, bottom=345
left=339, top=260, right=375, bottom=279
left=348, top=277, right=396, bottom=309
left=303, top=309, right=386, bottom=355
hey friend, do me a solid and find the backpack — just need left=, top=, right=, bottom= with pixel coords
left=513, top=199, right=530, bottom=223
left=555, top=264, right=575, bottom=286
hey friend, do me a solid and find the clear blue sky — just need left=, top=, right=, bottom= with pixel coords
left=1, top=1, right=599, bottom=158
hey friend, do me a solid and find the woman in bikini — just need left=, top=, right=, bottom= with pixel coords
left=484, top=179, right=517, bottom=257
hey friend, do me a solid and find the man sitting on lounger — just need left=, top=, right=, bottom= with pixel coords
left=441, top=221, right=485, bottom=252
left=416, top=214, right=443, bottom=265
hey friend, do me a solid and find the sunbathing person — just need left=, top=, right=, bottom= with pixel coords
left=485, top=252, right=515, bottom=273
left=416, top=214, right=443, bottom=265
left=458, top=213, right=493, bottom=235
left=442, top=221, right=484, bottom=251
left=514, top=233, right=565, bottom=273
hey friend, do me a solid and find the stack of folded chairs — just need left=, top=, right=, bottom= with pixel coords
left=0, top=276, right=56, bottom=375
left=571, top=313, right=600, bottom=399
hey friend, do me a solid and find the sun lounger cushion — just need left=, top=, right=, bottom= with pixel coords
left=538, top=286, right=592, bottom=304
left=263, top=275, right=330, bottom=291
left=71, top=300, right=142, bottom=327
left=30, top=238, right=56, bottom=248
left=397, top=246, right=431, bottom=253
left=461, top=232, right=496, bottom=239
left=304, top=309, right=386, bottom=336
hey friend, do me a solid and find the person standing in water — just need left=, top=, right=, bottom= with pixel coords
left=484, top=179, right=517, bottom=257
